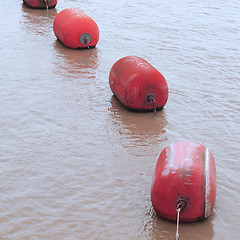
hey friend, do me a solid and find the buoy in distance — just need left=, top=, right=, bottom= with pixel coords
left=109, top=56, right=168, bottom=112
left=23, top=0, right=57, bottom=9
left=151, top=141, right=217, bottom=222
left=53, top=8, right=99, bottom=49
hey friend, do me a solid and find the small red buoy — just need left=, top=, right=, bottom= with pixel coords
left=151, top=141, right=216, bottom=222
left=53, top=8, right=99, bottom=49
left=109, top=56, right=168, bottom=112
left=23, top=0, right=57, bottom=9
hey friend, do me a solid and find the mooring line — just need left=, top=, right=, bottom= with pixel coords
left=147, top=94, right=157, bottom=118
left=43, top=0, right=49, bottom=12
left=175, top=200, right=186, bottom=240
left=176, top=208, right=181, bottom=240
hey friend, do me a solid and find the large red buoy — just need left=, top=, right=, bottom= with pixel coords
left=23, top=0, right=57, bottom=9
left=151, top=141, right=216, bottom=222
left=109, top=56, right=168, bottom=112
left=53, top=8, right=99, bottom=49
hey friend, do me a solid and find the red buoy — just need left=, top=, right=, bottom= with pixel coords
left=151, top=141, right=216, bottom=222
left=109, top=56, right=168, bottom=111
left=53, top=8, right=99, bottom=49
left=23, top=0, right=57, bottom=9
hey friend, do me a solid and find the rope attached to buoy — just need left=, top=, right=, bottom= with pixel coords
left=176, top=208, right=181, bottom=239
left=176, top=200, right=187, bottom=239
left=147, top=95, right=157, bottom=118
left=43, top=0, right=49, bottom=11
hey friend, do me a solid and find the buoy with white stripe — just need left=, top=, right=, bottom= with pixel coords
left=23, top=0, right=57, bottom=9
left=53, top=8, right=99, bottom=49
left=109, top=56, right=168, bottom=114
left=151, top=141, right=216, bottom=222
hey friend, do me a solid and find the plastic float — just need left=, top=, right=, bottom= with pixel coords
left=109, top=56, right=168, bottom=113
left=53, top=8, right=99, bottom=49
left=151, top=141, right=216, bottom=222
left=23, top=0, right=57, bottom=9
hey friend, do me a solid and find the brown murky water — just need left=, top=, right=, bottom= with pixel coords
left=0, top=1, right=239, bottom=239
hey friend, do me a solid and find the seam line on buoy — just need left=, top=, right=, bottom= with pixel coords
left=204, top=147, right=210, bottom=218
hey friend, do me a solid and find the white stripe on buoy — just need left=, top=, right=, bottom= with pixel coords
left=204, top=147, right=210, bottom=218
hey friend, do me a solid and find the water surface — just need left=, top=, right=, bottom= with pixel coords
left=0, top=1, right=239, bottom=239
